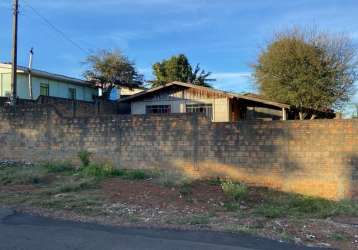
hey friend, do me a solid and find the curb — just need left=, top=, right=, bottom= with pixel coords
left=0, top=208, right=14, bottom=220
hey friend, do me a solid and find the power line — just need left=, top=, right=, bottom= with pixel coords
left=22, top=0, right=91, bottom=55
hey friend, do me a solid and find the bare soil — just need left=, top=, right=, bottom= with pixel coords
left=1, top=178, right=357, bottom=250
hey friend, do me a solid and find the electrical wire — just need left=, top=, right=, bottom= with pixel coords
left=22, top=0, right=91, bottom=55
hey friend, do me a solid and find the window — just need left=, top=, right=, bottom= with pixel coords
left=68, top=88, right=76, bottom=100
left=40, top=83, right=49, bottom=96
left=146, top=105, right=171, bottom=114
left=186, top=104, right=213, bottom=120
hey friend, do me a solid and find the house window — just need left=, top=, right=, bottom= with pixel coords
left=186, top=104, right=213, bottom=120
left=40, top=83, right=49, bottom=96
left=68, top=88, right=76, bottom=100
left=146, top=105, right=171, bottom=114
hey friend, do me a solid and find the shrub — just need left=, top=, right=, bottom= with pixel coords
left=78, top=150, right=92, bottom=167
left=221, top=180, right=248, bottom=202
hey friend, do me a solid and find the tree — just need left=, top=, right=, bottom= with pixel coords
left=83, top=50, right=143, bottom=97
left=151, top=54, right=215, bottom=87
left=353, top=103, right=358, bottom=119
left=253, top=27, right=357, bottom=119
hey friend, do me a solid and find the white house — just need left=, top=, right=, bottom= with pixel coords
left=0, top=63, right=97, bottom=102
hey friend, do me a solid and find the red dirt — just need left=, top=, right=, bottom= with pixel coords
left=101, top=179, right=226, bottom=213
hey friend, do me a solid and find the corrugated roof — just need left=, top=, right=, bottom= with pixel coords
left=0, top=63, right=96, bottom=89
left=119, top=81, right=290, bottom=109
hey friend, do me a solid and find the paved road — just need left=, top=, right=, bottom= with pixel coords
left=0, top=209, right=325, bottom=250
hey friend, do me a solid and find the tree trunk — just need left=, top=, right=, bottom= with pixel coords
left=310, top=114, right=317, bottom=120
left=299, top=112, right=306, bottom=120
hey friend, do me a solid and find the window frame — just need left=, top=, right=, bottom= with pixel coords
left=40, top=83, right=49, bottom=96
left=68, top=88, right=77, bottom=100
left=146, top=105, right=171, bottom=114
left=186, top=103, right=213, bottom=120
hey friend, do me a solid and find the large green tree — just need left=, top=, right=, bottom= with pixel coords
left=83, top=50, right=143, bottom=96
left=151, top=54, right=214, bottom=87
left=254, top=27, right=357, bottom=119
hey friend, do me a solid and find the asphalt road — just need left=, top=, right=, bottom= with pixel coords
left=0, top=208, right=326, bottom=250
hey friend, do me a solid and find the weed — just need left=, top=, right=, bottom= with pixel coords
left=78, top=150, right=92, bottom=167
left=221, top=180, right=248, bottom=202
left=179, top=183, right=193, bottom=197
left=155, top=169, right=189, bottom=187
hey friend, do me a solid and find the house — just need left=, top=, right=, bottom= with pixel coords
left=118, top=85, right=147, bottom=98
left=119, top=81, right=292, bottom=122
left=0, top=63, right=97, bottom=102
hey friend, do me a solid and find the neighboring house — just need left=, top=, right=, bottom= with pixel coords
left=0, top=63, right=97, bottom=102
left=118, top=85, right=147, bottom=98
left=119, top=81, right=291, bottom=122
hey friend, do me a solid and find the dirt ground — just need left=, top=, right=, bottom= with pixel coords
left=1, top=178, right=357, bottom=250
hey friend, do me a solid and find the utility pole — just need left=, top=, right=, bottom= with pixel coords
left=10, top=0, right=19, bottom=105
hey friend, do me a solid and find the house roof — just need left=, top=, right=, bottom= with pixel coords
left=119, top=81, right=291, bottom=109
left=0, top=63, right=96, bottom=89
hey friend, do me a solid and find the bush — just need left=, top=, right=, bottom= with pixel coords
left=221, top=180, right=248, bottom=202
left=78, top=150, right=92, bottom=167
left=43, top=161, right=74, bottom=173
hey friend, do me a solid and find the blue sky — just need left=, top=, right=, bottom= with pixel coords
left=0, top=0, right=357, bottom=108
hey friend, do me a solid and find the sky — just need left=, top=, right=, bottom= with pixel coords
left=0, top=0, right=357, bottom=112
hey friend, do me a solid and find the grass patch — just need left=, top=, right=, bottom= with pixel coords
left=221, top=180, right=248, bottom=202
left=36, top=192, right=103, bottom=214
left=154, top=169, right=190, bottom=187
left=254, top=193, right=358, bottom=219
left=79, top=163, right=151, bottom=181
left=175, top=214, right=211, bottom=225
left=0, top=165, right=48, bottom=185
left=329, top=233, right=348, bottom=241
left=80, top=163, right=119, bottom=179
left=43, top=161, right=74, bottom=173
left=120, top=169, right=150, bottom=180
left=54, top=178, right=97, bottom=193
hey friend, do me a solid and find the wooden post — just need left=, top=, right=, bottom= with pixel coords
left=282, top=108, right=287, bottom=121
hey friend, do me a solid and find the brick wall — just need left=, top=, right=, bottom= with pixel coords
left=0, top=96, right=120, bottom=117
left=0, top=105, right=356, bottom=201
